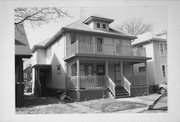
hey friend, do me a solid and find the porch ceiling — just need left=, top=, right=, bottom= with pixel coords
left=64, top=53, right=151, bottom=63
left=32, top=64, right=51, bottom=69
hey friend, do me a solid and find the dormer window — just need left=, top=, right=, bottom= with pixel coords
left=102, top=23, right=106, bottom=29
left=96, top=23, right=100, bottom=28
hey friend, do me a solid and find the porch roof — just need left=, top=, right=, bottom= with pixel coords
left=64, top=53, right=151, bottom=63
left=32, top=64, right=51, bottom=69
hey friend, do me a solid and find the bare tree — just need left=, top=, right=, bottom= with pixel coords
left=117, top=18, right=153, bottom=36
left=15, top=7, right=70, bottom=27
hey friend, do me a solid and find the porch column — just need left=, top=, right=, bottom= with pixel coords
left=105, top=61, right=108, bottom=75
left=105, top=61, right=108, bottom=86
left=77, top=40, right=79, bottom=53
left=145, top=61, right=149, bottom=95
left=65, top=62, right=68, bottom=93
left=77, top=59, right=80, bottom=101
left=120, top=61, right=124, bottom=86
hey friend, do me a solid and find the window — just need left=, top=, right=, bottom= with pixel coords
left=87, top=65, right=93, bottom=76
left=96, top=22, right=100, bottom=28
left=139, top=66, right=145, bottom=72
left=159, top=42, right=167, bottom=56
left=57, top=65, right=61, bottom=74
left=102, top=23, right=106, bottom=29
left=161, top=65, right=167, bottom=78
left=80, top=65, right=85, bottom=76
left=71, top=34, right=76, bottom=44
left=96, top=37, right=103, bottom=52
left=71, top=64, right=77, bottom=76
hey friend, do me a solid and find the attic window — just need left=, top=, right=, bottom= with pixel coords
left=102, top=24, right=106, bottom=29
left=96, top=23, right=100, bottom=28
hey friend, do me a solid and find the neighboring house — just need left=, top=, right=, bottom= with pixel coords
left=32, top=15, right=151, bottom=101
left=132, top=31, right=167, bottom=93
left=15, top=24, right=32, bottom=106
left=23, top=62, right=33, bottom=94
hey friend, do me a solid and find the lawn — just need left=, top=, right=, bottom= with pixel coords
left=16, top=96, right=147, bottom=114
left=76, top=98, right=147, bottom=113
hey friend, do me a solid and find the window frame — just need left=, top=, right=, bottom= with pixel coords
left=57, top=65, right=61, bottom=74
left=71, top=34, right=76, bottom=44
left=102, top=23, right=106, bottom=29
left=161, top=64, right=167, bottom=78
left=139, top=66, right=146, bottom=72
left=159, top=42, right=167, bottom=56
left=96, top=22, right=100, bottom=28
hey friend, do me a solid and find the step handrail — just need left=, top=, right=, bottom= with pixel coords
left=121, top=75, right=132, bottom=96
left=106, top=75, right=116, bottom=98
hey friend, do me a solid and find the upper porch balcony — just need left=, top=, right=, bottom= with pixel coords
left=66, top=41, right=146, bottom=58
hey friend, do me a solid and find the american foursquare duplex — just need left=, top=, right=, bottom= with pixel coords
left=31, top=15, right=151, bottom=101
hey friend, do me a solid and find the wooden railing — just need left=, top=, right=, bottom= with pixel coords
left=80, top=76, right=106, bottom=89
left=106, top=75, right=116, bottom=98
left=68, top=75, right=107, bottom=89
left=121, top=75, right=132, bottom=95
left=66, top=41, right=137, bottom=57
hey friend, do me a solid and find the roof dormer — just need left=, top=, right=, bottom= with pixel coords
left=83, top=15, right=114, bottom=32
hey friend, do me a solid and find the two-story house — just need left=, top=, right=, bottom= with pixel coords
left=32, top=15, right=151, bottom=101
left=132, top=31, right=167, bottom=93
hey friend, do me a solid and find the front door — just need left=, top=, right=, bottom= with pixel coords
left=114, top=64, right=121, bottom=85
left=97, top=65, right=105, bottom=76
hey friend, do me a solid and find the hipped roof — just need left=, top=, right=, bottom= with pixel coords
left=32, top=15, right=136, bottom=52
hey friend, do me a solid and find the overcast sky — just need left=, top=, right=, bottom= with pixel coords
left=24, top=6, right=167, bottom=48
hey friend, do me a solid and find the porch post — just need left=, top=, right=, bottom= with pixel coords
left=145, top=61, right=149, bottom=95
left=77, top=59, right=80, bottom=101
left=120, top=61, right=124, bottom=86
left=105, top=61, right=108, bottom=86
left=105, top=60, right=108, bottom=75
left=65, top=62, right=68, bottom=93
left=77, top=40, right=79, bottom=53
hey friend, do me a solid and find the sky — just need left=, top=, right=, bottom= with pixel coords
left=24, top=6, right=167, bottom=48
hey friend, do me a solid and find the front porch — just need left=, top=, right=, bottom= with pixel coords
left=66, top=57, right=149, bottom=101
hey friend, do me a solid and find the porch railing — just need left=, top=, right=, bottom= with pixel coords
left=66, top=41, right=136, bottom=57
left=121, top=75, right=132, bottom=96
left=106, top=75, right=116, bottom=98
left=68, top=75, right=107, bottom=89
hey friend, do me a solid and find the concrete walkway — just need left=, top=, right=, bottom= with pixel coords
left=114, top=94, right=163, bottom=113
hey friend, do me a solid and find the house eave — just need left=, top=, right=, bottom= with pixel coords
left=64, top=53, right=151, bottom=63
left=62, top=27, right=136, bottom=40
